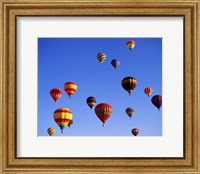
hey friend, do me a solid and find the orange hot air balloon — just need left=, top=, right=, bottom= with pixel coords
left=95, top=103, right=112, bottom=126
left=64, top=82, right=77, bottom=99
left=50, top=88, right=62, bottom=102
left=144, top=87, right=153, bottom=97
left=53, top=108, right=73, bottom=133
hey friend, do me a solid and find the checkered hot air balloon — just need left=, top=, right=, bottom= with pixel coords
left=125, top=107, right=134, bottom=119
left=64, top=82, right=77, bottom=99
left=144, top=87, right=153, bottom=97
left=50, top=88, right=62, bottom=102
left=151, top=95, right=162, bottom=111
left=86, top=96, right=96, bottom=109
left=53, top=108, right=73, bottom=133
left=95, top=103, right=112, bottom=127
left=47, top=127, right=55, bottom=136
left=131, top=128, right=139, bottom=136
left=111, top=59, right=120, bottom=69
left=121, top=76, right=137, bottom=96
left=97, top=53, right=106, bottom=63
left=126, top=40, right=135, bottom=50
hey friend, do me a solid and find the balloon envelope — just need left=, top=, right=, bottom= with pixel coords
left=97, top=53, right=106, bottom=63
left=151, top=95, right=162, bottom=110
left=47, top=127, right=55, bottom=136
left=50, top=88, right=62, bottom=102
left=64, top=82, right=77, bottom=98
left=144, top=87, right=153, bottom=97
left=95, top=103, right=112, bottom=126
left=86, top=96, right=96, bottom=109
left=111, top=59, right=120, bottom=68
left=126, top=107, right=134, bottom=118
left=131, top=128, right=139, bottom=136
left=53, top=108, right=73, bottom=133
left=126, top=40, right=135, bottom=50
left=121, top=76, right=137, bottom=95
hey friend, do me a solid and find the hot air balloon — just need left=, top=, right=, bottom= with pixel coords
left=111, top=59, right=120, bottom=69
left=53, top=108, right=73, bottom=133
left=151, top=95, right=162, bottom=110
left=64, top=82, right=77, bottom=99
left=68, top=120, right=73, bottom=128
left=125, top=107, right=134, bottom=119
left=47, top=127, right=55, bottom=136
left=121, top=76, right=137, bottom=96
left=86, top=96, right=96, bottom=109
left=126, top=40, right=135, bottom=50
left=144, top=87, right=153, bottom=97
left=97, top=53, right=106, bottom=63
left=131, top=128, right=139, bottom=136
left=50, top=88, right=62, bottom=102
left=95, top=103, right=112, bottom=126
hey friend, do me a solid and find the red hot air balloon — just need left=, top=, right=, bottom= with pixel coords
left=131, top=128, right=139, bottom=136
left=95, top=103, right=112, bottom=126
left=126, top=40, right=135, bottom=50
left=151, top=95, right=162, bottom=110
left=50, top=88, right=62, bottom=102
left=144, top=87, right=153, bottom=97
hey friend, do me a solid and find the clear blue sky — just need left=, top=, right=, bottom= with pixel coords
left=38, top=38, right=162, bottom=136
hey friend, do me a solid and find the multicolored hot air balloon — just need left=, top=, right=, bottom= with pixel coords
left=97, top=53, right=106, bottom=63
left=53, top=108, right=73, bottom=133
left=126, top=40, right=135, bottom=50
left=47, top=127, right=55, bottom=136
left=125, top=107, right=134, bottom=119
left=144, top=87, right=153, bottom=97
left=86, top=96, right=96, bottom=109
left=64, top=82, right=77, bottom=99
left=121, top=76, right=137, bottom=96
left=68, top=120, right=73, bottom=128
left=95, top=103, right=112, bottom=126
left=50, top=88, right=62, bottom=102
left=131, top=128, right=139, bottom=136
left=111, top=59, right=120, bottom=69
left=151, top=95, right=162, bottom=110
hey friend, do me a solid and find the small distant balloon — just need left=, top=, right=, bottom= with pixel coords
left=95, top=103, right=112, bottom=126
left=125, top=107, right=134, bottom=119
left=144, top=87, right=153, bottom=97
left=111, top=59, right=120, bottom=69
left=86, top=96, right=96, bottom=109
left=97, top=53, right=106, bottom=63
left=53, top=107, right=73, bottom=133
left=68, top=120, right=73, bottom=128
left=121, top=76, right=137, bottom=96
left=50, top=88, right=62, bottom=102
left=151, top=95, right=162, bottom=110
left=64, top=82, right=77, bottom=99
left=126, top=40, right=135, bottom=50
left=47, top=127, right=55, bottom=136
left=131, top=128, right=139, bottom=136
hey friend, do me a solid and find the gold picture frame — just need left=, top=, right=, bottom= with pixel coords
left=0, top=0, right=199, bottom=173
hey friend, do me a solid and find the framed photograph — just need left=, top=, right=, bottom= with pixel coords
left=0, top=0, right=199, bottom=173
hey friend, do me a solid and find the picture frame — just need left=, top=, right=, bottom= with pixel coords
left=0, top=0, right=199, bottom=173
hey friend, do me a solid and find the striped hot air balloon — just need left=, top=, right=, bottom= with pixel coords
left=95, top=103, right=112, bottom=126
left=47, top=127, right=55, bottom=136
left=86, top=96, right=96, bottom=109
left=97, top=53, right=106, bottom=63
left=144, top=87, right=153, bottom=97
left=64, top=82, right=77, bottom=99
left=126, top=40, right=135, bottom=50
left=111, top=59, right=120, bottom=69
left=121, top=76, right=137, bottom=96
left=151, top=95, right=162, bottom=111
left=131, top=128, right=139, bottom=136
left=53, top=108, right=73, bottom=133
left=125, top=107, right=134, bottom=119
left=50, top=88, right=62, bottom=102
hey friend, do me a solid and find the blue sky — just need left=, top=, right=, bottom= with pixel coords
left=38, top=38, right=162, bottom=136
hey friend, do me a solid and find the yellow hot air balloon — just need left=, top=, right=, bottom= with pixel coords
left=53, top=108, right=73, bottom=133
left=64, top=82, right=77, bottom=99
left=47, top=127, right=55, bottom=136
